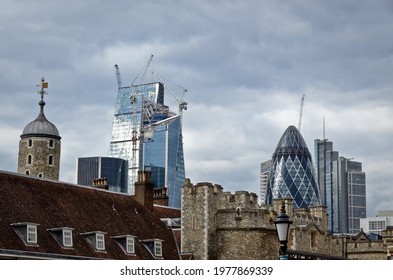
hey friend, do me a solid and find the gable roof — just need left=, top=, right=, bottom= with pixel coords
left=0, top=171, right=180, bottom=259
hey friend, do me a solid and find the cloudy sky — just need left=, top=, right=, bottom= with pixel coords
left=1, top=0, right=392, bottom=216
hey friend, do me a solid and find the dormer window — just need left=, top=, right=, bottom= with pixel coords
left=81, top=231, right=107, bottom=252
left=112, top=235, right=136, bottom=255
left=141, top=239, right=164, bottom=258
left=48, top=227, right=74, bottom=248
left=96, top=233, right=105, bottom=250
left=11, top=222, right=39, bottom=246
left=63, top=229, right=73, bottom=247
left=27, top=224, right=37, bottom=244
left=154, top=240, right=162, bottom=257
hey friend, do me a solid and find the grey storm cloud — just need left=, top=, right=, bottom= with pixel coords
left=1, top=0, right=392, bottom=216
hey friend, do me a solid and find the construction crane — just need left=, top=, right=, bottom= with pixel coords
left=153, top=72, right=188, bottom=121
left=130, top=54, right=154, bottom=183
left=297, top=94, right=305, bottom=131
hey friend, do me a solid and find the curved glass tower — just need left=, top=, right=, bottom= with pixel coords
left=266, top=125, right=320, bottom=208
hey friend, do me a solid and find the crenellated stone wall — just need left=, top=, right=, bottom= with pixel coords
left=181, top=179, right=393, bottom=260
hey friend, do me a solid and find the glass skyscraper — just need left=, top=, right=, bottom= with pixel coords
left=266, top=125, right=321, bottom=208
left=77, top=156, right=128, bottom=193
left=315, top=139, right=366, bottom=233
left=109, top=81, right=185, bottom=208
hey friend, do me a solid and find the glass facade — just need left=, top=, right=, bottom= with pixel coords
left=266, top=125, right=321, bottom=209
left=260, top=159, right=272, bottom=204
left=315, top=138, right=367, bottom=234
left=109, top=83, right=165, bottom=194
left=108, top=82, right=185, bottom=208
left=314, top=139, right=339, bottom=232
left=143, top=115, right=185, bottom=208
left=77, top=157, right=128, bottom=193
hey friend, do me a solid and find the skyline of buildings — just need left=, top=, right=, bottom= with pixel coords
left=13, top=77, right=374, bottom=227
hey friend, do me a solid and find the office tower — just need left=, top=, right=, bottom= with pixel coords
left=338, top=157, right=366, bottom=233
left=315, top=138, right=367, bottom=233
left=18, top=78, right=61, bottom=180
left=109, top=77, right=185, bottom=208
left=260, top=159, right=272, bottom=204
left=77, top=156, right=128, bottom=193
left=314, top=139, right=339, bottom=231
left=143, top=114, right=185, bottom=208
left=266, top=125, right=321, bottom=209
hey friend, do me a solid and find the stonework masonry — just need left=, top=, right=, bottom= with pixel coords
left=181, top=179, right=393, bottom=260
left=18, top=136, right=61, bottom=180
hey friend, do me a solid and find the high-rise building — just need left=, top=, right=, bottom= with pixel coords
left=260, top=159, right=272, bottom=204
left=315, top=138, right=367, bottom=233
left=340, top=157, right=366, bottom=233
left=18, top=78, right=61, bottom=180
left=77, top=156, right=128, bottom=193
left=314, top=139, right=339, bottom=231
left=266, top=125, right=321, bottom=209
left=109, top=76, right=185, bottom=208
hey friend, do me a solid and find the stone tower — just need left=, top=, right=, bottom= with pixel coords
left=18, top=78, right=61, bottom=180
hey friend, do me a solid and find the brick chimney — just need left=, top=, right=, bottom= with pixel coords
left=92, top=177, right=109, bottom=190
left=134, top=170, right=154, bottom=211
left=153, top=187, right=169, bottom=206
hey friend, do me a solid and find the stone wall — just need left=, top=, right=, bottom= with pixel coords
left=18, top=136, right=61, bottom=180
left=181, top=179, right=393, bottom=260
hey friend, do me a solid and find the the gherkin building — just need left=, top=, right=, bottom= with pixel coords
left=266, top=125, right=321, bottom=208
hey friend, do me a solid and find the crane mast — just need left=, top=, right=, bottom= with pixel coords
left=130, top=54, right=154, bottom=184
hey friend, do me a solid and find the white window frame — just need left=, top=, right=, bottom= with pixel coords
left=27, top=224, right=37, bottom=244
left=154, top=240, right=162, bottom=257
left=96, top=233, right=105, bottom=251
left=126, top=237, right=135, bottom=254
left=63, top=229, right=73, bottom=247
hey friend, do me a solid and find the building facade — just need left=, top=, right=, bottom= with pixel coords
left=18, top=78, right=61, bottom=180
left=109, top=80, right=185, bottom=208
left=77, top=156, right=128, bottom=193
left=314, top=139, right=366, bottom=233
left=360, top=211, right=393, bottom=236
left=266, top=125, right=321, bottom=209
left=259, top=159, right=272, bottom=205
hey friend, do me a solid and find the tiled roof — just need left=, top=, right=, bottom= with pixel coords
left=153, top=204, right=181, bottom=219
left=0, top=171, right=180, bottom=259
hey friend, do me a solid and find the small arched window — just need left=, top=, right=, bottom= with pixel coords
left=28, top=139, right=33, bottom=147
left=26, top=170, right=30, bottom=175
left=38, top=173, right=43, bottom=178
left=49, top=139, right=54, bottom=148
left=27, top=155, right=32, bottom=165
left=48, top=155, right=53, bottom=166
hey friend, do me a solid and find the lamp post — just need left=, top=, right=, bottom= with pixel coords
left=274, top=202, right=293, bottom=260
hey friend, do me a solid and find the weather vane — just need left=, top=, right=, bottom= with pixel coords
left=37, top=77, right=48, bottom=107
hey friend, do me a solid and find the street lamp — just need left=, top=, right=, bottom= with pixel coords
left=274, top=202, right=293, bottom=260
